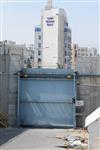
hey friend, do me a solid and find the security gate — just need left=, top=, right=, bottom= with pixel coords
left=19, top=69, right=76, bottom=128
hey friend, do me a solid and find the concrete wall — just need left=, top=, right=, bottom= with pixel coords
left=0, top=73, right=18, bottom=126
left=77, top=76, right=100, bottom=127
left=0, top=55, right=10, bottom=116
left=7, top=75, right=18, bottom=126
left=77, top=56, right=100, bottom=74
left=0, top=53, right=22, bottom=126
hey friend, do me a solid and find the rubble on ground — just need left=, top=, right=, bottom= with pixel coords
left=56, top=129, right=88, bottom=149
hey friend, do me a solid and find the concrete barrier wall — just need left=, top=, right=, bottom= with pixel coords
left=1, top=73, right=100, bottom=127
left=0, top=73, right=18, bottom=126
left=77, top=76, right=100, bottom=127
left=0, top=54, right=21, bottom=126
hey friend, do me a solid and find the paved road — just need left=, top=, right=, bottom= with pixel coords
left=0, top=128, right=87, bottom=150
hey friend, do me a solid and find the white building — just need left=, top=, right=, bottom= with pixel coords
left=77, top=47, right=97, bottom=57
left=24, top=44, right=34, bottom=68
left=71, top=44, right=98, bottom=71
left=34, top=0, right=72, bottom=68
left=71, top=44, right=78, bottom=70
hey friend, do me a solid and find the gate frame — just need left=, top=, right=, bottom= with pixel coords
left=17, top=69, right=77, bottom=128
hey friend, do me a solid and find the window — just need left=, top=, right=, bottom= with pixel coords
left=64, top=21, right=68, bottom=27
left=38, top=50, right=41, bottom=56
left=78, top=53, right=80, bottom=56
left=30, top=55, right=33, bottom=59
left=68, top=29, right=71, bottom=33
left=65, top=35, right=67, bottom=41
left=64, top=58, right=66, bottom=64
left=8, top=49, right=10, bottom=54
left=65, top=43, right=67, bottom=48
left=65, top=51, right=67, bottom=56
left=24, top=60, right=27, bottom=64
left=38, top=35, right=41, bottom=40
left=68, top=44, right=71, bottom=49
left=38, top=43, right=41, bottom=48
left=38, top=58, right=41, bottom=63
left=68, top=37, right=71, bottom=43
left=64, top=28, right=68, bottom=32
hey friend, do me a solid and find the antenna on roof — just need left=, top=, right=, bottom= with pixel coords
left=45, top=0, right=53, bottom=10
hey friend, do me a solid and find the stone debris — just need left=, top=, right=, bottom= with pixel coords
left=56, top=135, right=88, bottom=149
left=65, top=136, right=85, bottom=149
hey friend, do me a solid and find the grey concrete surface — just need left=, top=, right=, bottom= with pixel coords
left=0, top=128, right=87, bottom=150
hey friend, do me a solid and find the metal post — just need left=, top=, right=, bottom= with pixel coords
left=3, top=40, right=7, bottom=73
left=17, top=72, right=20, bottom=127
left=74, top=72, right=77, bottom=99
left=73, top=72, right=77, bottom=128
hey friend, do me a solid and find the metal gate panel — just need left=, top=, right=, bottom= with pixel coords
left=19, top=77, right=76, bottom=127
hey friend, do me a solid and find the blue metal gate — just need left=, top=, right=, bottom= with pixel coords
left=19, top=69, right=76, bottom=128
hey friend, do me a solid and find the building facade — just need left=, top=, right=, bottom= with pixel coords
left=24, top=44, right=34, bottom=68
left=34, top=0, right=72, bottom=68
left=77, top=47, right=97, bottom=57
left=34, top=26, right=42, bottom=68
left=71, top=43, right=98, bottom=71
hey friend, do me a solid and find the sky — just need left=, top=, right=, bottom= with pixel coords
left=0, top=0, right=100, bottom=52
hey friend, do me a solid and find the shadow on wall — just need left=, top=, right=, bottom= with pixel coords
left=0, top=128, right=27, bottom=146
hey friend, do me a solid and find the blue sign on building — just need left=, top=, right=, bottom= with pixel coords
left=46, top=17, right=55, bottom=26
